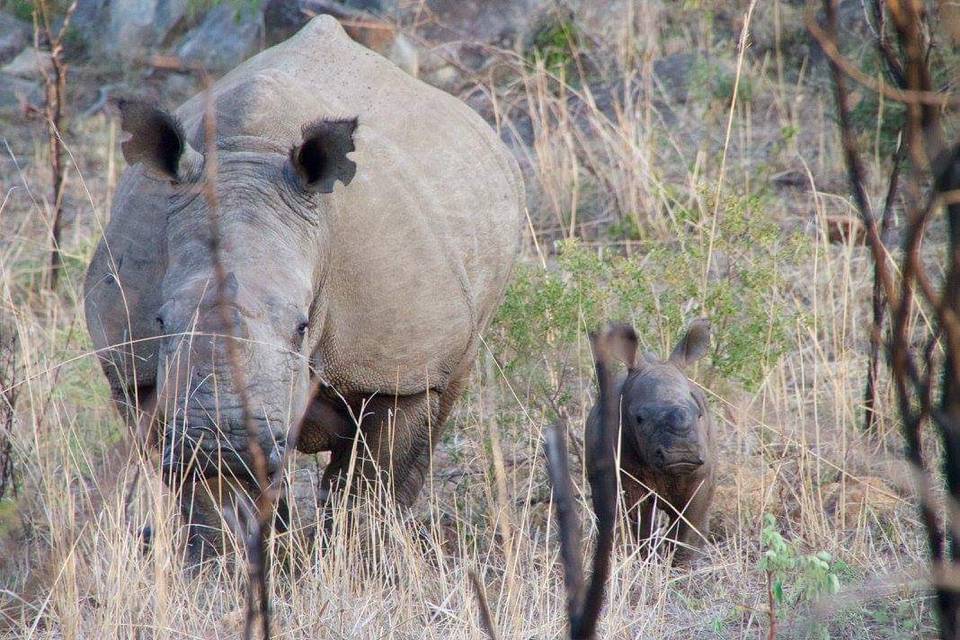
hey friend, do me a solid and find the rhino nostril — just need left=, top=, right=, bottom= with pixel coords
left=654, top=447, right=666, bottom=464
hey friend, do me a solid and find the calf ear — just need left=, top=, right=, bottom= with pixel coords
left=592, top=323, right=639, bottom=370
left=289, top=117, right=358, bottom=194
left=118, top=99, right=202, bottom=182
left=669, top=319, right=711, bottom=367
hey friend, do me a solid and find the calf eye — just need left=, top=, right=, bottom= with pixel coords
left=296, top=320, right=309, bottom=338
left=155, top=315, right=165, bottom=331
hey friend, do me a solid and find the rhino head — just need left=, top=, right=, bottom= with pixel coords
left=117, top=100, right=358, bottom=487
left=609, top=320, right=713, bottom=477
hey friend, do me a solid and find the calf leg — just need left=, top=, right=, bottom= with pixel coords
left=620, top=473, right=658, bottom=556
left=668, top=483, right=714, bottom=564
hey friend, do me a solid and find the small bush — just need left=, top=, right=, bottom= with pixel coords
left=492, top=188, right=806, bottom=390
left=760, top=513, right=845, bottom=639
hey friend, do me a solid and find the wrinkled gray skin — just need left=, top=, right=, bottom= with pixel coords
left=586, top=320, right=715, bottom=562
left=83, top=16, right=523, bottom=558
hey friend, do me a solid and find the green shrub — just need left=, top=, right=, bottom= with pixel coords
left=690, top=57, right=754, bottom=108
left=760, top=513, right=845, bottom=639
left=527, top=15, right=579, bottom=78
left=491, top=188, right=805, bottom=390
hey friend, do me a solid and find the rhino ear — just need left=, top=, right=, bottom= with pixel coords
left=118, top=99, right=202, bottom=182
left=669, top=319, right=711, bottom=367
left=592, top=323, right=639, bottom=370
left=290, top=117, right=358, bottom=194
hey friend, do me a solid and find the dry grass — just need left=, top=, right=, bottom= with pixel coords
left=0, top=2, right=939, bottom=638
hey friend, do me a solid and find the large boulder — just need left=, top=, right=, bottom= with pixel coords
left=110, top=0, right=188, bottom=59
left=2, top=48, right=53, bottom=80
left=176, top=4, right=262, bottom=71
left=0, top=73, right=40, bottom=114
left=419, top=0, right=547, bottom=48
left=0, top=13, right=30, bottom=66
left=72, top=0, right=188, bottom=61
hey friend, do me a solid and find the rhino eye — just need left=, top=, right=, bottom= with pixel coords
left=296, top=319, right=309, bottom=338
left=155, top=315, right=165, bottom=331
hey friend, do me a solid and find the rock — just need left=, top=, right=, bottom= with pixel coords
left=72, top=0, right=188, bottom=61
left=0, top=13, right=30, bottom=65
left=420, top=0, right=547, bottom=49
left=0, top=73, right=40, bottom=114
left=652, top=53, right=697, bottom=105
left=824, top=475, right=902, bottom=524
left=2, top=48, right=53, bottom=80
left=176, top=4, right=262, bottom=72
left=340, top=0, right=396, bottom=13
left=70, top=0, right=109, bottom=49
left=263, top=0, right=302, bottom=44
left=110, top=0, right=188, bottom=61
left=264, top=0, right=367, bottom=45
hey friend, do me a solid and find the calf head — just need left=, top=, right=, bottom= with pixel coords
left=610, top=320, right=713, bottom=479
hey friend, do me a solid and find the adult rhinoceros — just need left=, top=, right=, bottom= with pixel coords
left=83, top=15, right=523, bottom=557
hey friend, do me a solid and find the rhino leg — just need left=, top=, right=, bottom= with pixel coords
left=177, top=478, right=227, bottom=563
left=627, top=496, right=657, bottom=558
left=669, top=482, right=714, bottom=564
left=319, top=375, right=466, bottom=509
left=320, top=390, right=437, bottom=509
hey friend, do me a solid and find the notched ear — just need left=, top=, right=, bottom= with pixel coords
left=669, top=318, right=712, bottom=367
left=289, top=117, right=358, bottom=194
left=591, top=323, right=639, bottom=370
left=117, top=99, right=202, bottom=182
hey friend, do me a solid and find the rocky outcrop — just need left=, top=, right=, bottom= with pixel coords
left=176, top=5, right=262, bottom=71
left=73, top=0, right=189, bottom=61
left=0, top=13, right=29, bottom=66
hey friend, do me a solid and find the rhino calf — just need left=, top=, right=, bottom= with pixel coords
left=586, top=320, right=715, bottom=561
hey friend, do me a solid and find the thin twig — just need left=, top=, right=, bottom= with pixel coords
left=543, top=423, right=585, bottom=623
left=33, top=0, right=77, bottom=290
left=468, top=569, right=500, bottom=640
left=197, top=80, right=272, bottom=640
left=820, top=0, right=960, bottom=636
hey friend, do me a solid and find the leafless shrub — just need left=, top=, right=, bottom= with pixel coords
left=815, top=0, right=960, bottom=635
left=33, top=0, right=77, bottom=290
left=473, top=325, right=620, bottom=640
left=0, top=317, right=18, bottom=501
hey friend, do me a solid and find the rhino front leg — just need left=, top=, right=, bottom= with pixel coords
left=669, top=482, right=714, bottom=564
left=320, top=388, right=442, bottom=508
left=177, top=478, right=227, bottom=563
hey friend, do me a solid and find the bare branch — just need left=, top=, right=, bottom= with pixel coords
left=543, top=423, right=584, bottom=624
left=468, top=569, right=500, bottom=640
left=197, top=80, right=272, bottom=640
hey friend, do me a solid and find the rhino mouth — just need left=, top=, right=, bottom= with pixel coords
left=661, top=460, right=704, bottom=473
left=654, top=447, right=704, bottom=474
left=159, top=421, right=286, bottom=484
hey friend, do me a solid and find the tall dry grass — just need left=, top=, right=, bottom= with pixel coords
left=0, top=2, right=937, bottom=638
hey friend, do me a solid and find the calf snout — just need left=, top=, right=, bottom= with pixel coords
left=653, top=445, right=704, bottom=472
